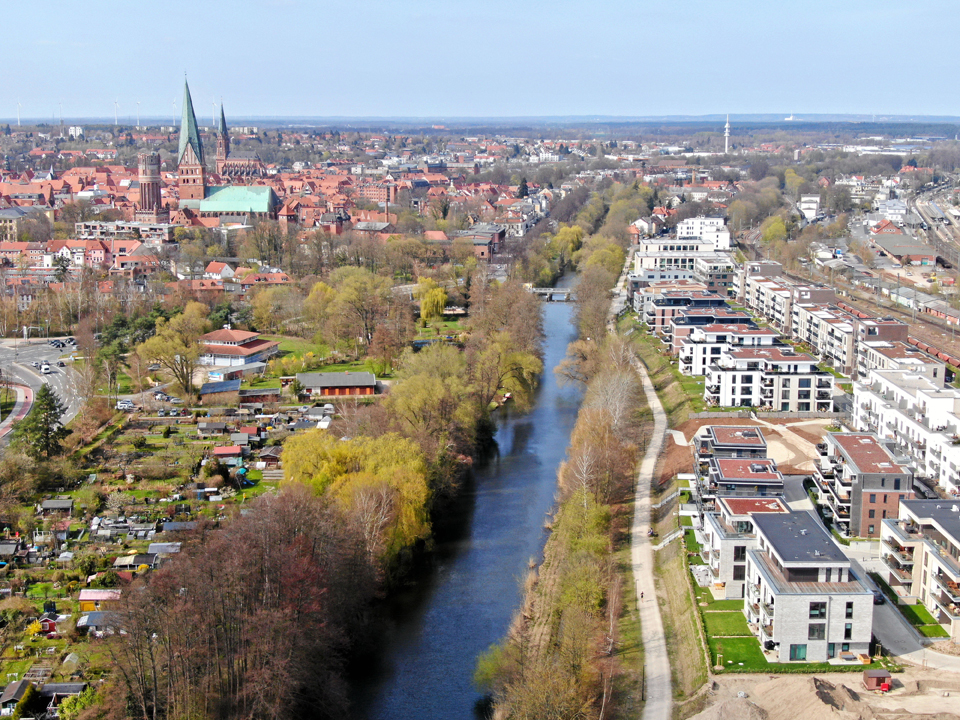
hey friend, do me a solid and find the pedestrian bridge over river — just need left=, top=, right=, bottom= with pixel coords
left=526, top=287, right=573, bottom=301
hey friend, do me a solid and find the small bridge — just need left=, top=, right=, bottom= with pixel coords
left=527, top=287, right=573, bottom=301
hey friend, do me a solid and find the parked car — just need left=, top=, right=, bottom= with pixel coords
left=298, top=405, right=311, bottom=414
left=41, top=364, right=51, bottom=374
left=169, top=397, right=183, bottom=405
left=157, top=409, right=166, bottom=417
left=56, top=361, right=65, bottom=367
left=873, top=591, right=886, bottom=605
left=116, top=400, right=135, bottom=411
left=31, top=362, right=40, bottom=368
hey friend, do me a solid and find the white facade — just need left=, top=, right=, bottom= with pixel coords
left=677, top=324, right=779, bottom=376
left=745, top=512, right=874, bottom=663
left=676, top=216, right=731, bottom=250
left=705, top=347, right=834, bottom=412
left=853, top=369, right=960, bottom=495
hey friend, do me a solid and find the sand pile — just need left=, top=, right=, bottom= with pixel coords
left=689, top=697, right=767, bottom=720
left=930, top=640, right=960, bottom=657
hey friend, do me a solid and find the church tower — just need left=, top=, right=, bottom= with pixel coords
left=177, top=78, right=206, bottom=201
left=216, top=103, right=230, bottom=175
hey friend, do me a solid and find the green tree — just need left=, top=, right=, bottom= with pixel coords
left=137, top=301, right=210, bottom=397
left=12, top=384, right=68, bottom=460
left=517, top=177, right=529, bottom=198
left=420, top=287, right=447, bottom=322
left=761, top=216, right=787, bottom=244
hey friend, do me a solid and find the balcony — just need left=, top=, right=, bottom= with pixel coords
left=934, top=597, right=960, bottom=619
left=817, top=378, right=832, bottom=388
left=882, top=555, right=914, bottom=583
left=881, top=538, right=914, bottom=565
left=817, top=390, right=832, bottom=400
left=761, top=378, right=774, bottom=388
left=762, top=602, right=775, bottom=618
left=761, top=623, right=774, bottom=638
left=933, top=573, right=960, bottom=603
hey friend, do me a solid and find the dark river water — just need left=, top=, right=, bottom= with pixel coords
left=352, top=290, right=584, bottom=719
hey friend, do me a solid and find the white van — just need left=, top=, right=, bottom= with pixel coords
left=40, top=364, right=51, bottom=374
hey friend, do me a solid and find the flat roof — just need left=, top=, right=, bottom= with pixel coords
left=707, top=426, right=766, bottom=447
left=900, top=499, right=960, bottom=545
left=753, top=512, right=847, bottom=563
left=715, top=458, right=782, bottom=481
left=720, top=497, right=790, bottom=516
left=830, top=433, right=910, bottom=475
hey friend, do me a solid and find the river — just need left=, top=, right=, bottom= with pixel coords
left=352, top=290, right=583, bottom=719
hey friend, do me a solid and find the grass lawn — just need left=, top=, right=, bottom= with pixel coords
left=708, top=636, right=767, bottom=669
left=900, top=602, right=938, bottom=626
left=260, top=335, right=325, bottom=357
left=609, top=541, right=644, bottom=718
left=243, top=376, right=282, bottom=389
left=919, top=624, right=950, bottom=638
left=677, top=478, right=691, bottom=488
left=870, top=573, right=948, bottom=636
left=694, top=590, right=747, bottom=612
left=684, top=527, right=702, bottom=554
left=0, top=387, right=15, bottom=422
left=680, top=515, right=693, bottom=527
left=702, top=611, right=752, bottom=637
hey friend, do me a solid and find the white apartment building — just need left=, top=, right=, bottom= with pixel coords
left=853, top=369, right=960, bottom=495
left=693, top=254, right=737, bottom=294
left=704, top=347, right=834, bottom=412
left=734, top=261, right=783, bottom=302
left=798, top=194, right=821, bottom=221
left=701, top=497, right=791, bottom=600
left=633, top=250, right=731, bottom=273
left=880, top=500, right=960, bottom=639
left=745, top=512, right=874, bottom=663
left=676, top=216, right=731, bottom=250
left=677, top=324, right=780, bottom=376
left=857, top=340, right=945, bottom=385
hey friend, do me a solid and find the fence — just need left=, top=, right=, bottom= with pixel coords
left=689, top=411, right=850, bottom=420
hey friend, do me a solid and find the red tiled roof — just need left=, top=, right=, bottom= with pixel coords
left=201, top=329, right=259, bottom=344
left=202, top=339, right=279, bottom=357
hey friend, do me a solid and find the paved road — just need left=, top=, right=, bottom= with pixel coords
left=0, top=339, right=83, bottom=442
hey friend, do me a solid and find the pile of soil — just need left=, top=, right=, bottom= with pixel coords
left=930, top=640, right=960, bottom=657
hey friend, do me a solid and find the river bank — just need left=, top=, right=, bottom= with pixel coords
left=351, top=288, right=584, bottom=719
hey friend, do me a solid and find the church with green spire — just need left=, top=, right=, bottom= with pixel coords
left=176, top=78, right=277, bottom=220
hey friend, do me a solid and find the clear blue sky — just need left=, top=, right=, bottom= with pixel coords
left=8, top=0, right=958, bottom=121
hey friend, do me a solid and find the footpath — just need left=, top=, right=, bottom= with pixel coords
left=0, top=384, right=32, bottom=442
left=607, top=253, right=673, bottom=720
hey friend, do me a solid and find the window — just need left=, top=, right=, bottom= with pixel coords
left=869, top=494, right=876, bottom=503
left=781, top=390, right=790, bottom=399
left=798, top=390, right=811, bottom=400
left=868, top=525, right=875, bottom=534
left=782, top=379, right=791, bottom=388
left=894, top=478, right=901, bottom=490
left=845, top=602, right=854, bottom=619
left=734, top=546, right=747, bottom=562
left=808, top=623, right=826, bottom=640
left=733, top=565, right=746, bottom=580
left=799, top=378, right=811, bottom=388
left=842, top=643, right=850, bottom=652
left=781, top=402, right=790, bottom=411
left=844, top=623, right=853, bottom=640
left=882, top=510, right=887, bottom=519
left=798, top=402, right=810, bottom=411
left=789, top=644, right=807, bottom=661
left=809, top=602, right=827, bottom=619
left=868, top=510, right=875, bottom=519
left=881, top=478, right=886, bottom=487
left=711, top=346, right=721, bottom=355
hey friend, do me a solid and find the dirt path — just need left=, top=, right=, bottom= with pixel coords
left=630, top=353, right=673, bottom=720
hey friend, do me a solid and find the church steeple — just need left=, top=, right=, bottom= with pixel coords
left=177, top=77, right=206, bottom=200
left=216, top=102, right=230, bottom=175
left=177, top=78, right=204, bottom=166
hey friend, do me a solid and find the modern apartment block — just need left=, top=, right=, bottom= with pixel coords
left=701, top=496, right=790, bottom=600
left=641, top=290, right=728, bottom=336
left=881, top=500, right=960, bottom=640
left=704, top=347, right=834, bottom=412
left=695, top=425, right=768, bottom=462
left=745, top=512, right=874, bottom=663
left=677, top=324, right=780, bottom=376
left=668, top=308, right=755, bottom=353
left=814, top=432, right=913, bottom=538
left=702, top=457, right=784, bottom=500
left=857, top=340, right=946, bottom=385
left=692, top=254, right=737, bottom=295
left=853, top=369, right=960, bottom=495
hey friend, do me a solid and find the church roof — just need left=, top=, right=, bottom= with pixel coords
left=178, top=79, right=204, bottom=166
left=199, top=186, right=278, bottom=214
left=218, top=103, right=227, bottom=136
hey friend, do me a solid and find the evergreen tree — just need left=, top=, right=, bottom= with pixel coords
left=517, top=177, right=529, bottom=198
left=13, top=384, right=68, bottom=460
